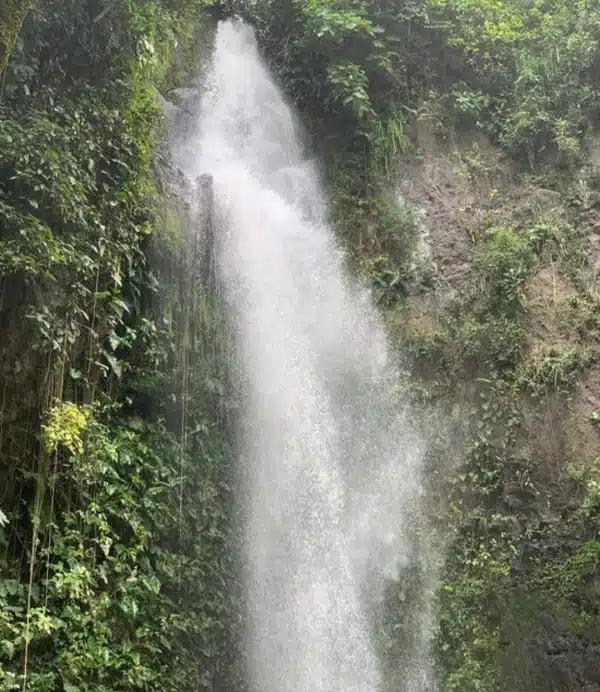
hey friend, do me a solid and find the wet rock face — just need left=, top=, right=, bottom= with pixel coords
left=154, top=80, right=207, bottom=210
left=397, top=122, right=512, bottom=294
left=164, top=88, right=203, bottom=132
left=156, top=92, right=180, bottom=121
left=397, top=173, right=473, bottom=292
left=167, top=87, right=199, bottom=107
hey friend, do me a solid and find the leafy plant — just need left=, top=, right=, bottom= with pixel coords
left=0, top=2, right=239, bottom=691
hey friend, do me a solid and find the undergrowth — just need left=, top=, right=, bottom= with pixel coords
left=0, top=2, right=240, bottom=691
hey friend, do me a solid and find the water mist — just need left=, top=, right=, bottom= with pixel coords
left=174, top=19, right=435, bottom=691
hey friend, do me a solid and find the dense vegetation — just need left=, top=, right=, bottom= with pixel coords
left=0, top=2, right=240, bottom=691
left=240, top=0, right=600, bottom=689
left=2, top=0, right=600, bottom=690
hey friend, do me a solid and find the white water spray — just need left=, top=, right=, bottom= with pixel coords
left=175, top=19, right=434, bottom=691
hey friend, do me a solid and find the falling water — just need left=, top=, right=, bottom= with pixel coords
left=175, top=19, right=434, bottom=692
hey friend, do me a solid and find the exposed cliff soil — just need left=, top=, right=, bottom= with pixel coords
left=394, top=117, right=600, bottom=691
left=398, top=120, right=513, bottom=292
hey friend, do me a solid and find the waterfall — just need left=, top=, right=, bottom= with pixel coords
left=174, top=19, right=434, bottom=692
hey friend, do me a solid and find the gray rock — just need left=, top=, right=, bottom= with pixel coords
left=156, top=92, right=180, bottom=121
left=167, top=87, right=198, bottom=106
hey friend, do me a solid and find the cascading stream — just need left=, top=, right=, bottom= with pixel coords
left=175, top=19, right=433, bottom=692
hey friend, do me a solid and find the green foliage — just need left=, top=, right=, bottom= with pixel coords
left=370, top=107, right=409, bottom=178
left=246, top=0, right=600, bottom=167
left=438, top=555, right=506, bottom=692
left=409, top=238, right=599, bottom=691
left=435, top=381, right=524, bottom=691
left=43, top=401, right=92, bottom=456
left=431, top=0, right=600, bottom=164
left=517, top=345, right=582, bottom=396
left=328, top=156, right=423, bottom=302
left=402, top=302, right=524, bottom=384
left=416, top=224, right=598, bottom=690
left=397, top=202, right=594, bottom=689
left=246, top=0, right=428, bottom=149
left=326, top=60, right=374, bottom=121
left=477, top=225, right=540, bottom=313
left=0, top=2, right=238, bottom=691
left=0, top=0, right=34, bottom=91
left=1, top=406, right=233, bottom=692
left=582, top=478, right=600, bottom=518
